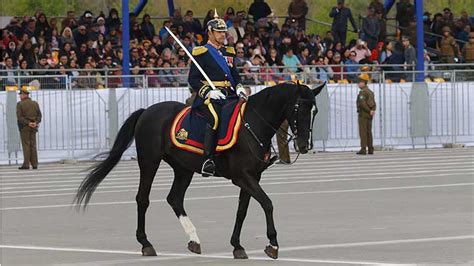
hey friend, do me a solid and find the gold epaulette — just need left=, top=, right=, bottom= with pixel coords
left=192, top=46, right=208, bottom=56
left=226, top=46, right=236, bottom=55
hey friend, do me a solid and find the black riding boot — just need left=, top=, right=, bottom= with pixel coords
left=201, top=125, right=217, bottom=177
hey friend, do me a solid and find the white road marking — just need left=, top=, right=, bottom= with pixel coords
left=0, top=244, right=416, bottom=265
left=241, top=235, right=474, bottom=254
left=1, top=170, right=470, bottom=199
left=1, top=152, right=471, bottom=178
left=1, top=182, right=472, bottom=211
left=1, top=159, right=471, bottom=185
left=2, top=166, right=472, bottom=195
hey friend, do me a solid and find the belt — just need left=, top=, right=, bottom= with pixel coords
left=202, top=80, right=232, bottom=87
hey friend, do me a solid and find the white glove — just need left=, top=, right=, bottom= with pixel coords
left=207, top=89, right=226, bottom=100
left=236, top=84, right=247, bottom=100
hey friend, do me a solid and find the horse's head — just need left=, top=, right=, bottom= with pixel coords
left=285, top=81, right=325, bottom=154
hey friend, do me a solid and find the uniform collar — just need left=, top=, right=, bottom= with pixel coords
left=207, top=41, right=222, bottom=50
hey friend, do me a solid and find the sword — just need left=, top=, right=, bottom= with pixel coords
left=164, top=26, right=217, bottom=91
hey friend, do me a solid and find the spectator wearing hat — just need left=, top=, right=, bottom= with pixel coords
left=81, top=11, right=95, bottom=27
left=96, top=17, right=106, bottom=35
left=17, top=88, right=42, bottom=169
left=356, top=73, right=375, bottom=155
left=437, top=26, right=459, bottom=64
left=329, top=0, right=358, bottom=47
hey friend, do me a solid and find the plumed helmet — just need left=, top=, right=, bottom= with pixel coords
left=207, top=8, right=227, bottom=32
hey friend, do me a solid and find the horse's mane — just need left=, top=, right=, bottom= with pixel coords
left=248, top=82, right=299, bottom=107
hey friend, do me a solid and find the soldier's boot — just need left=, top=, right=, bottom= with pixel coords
left=356, top=148, right=367, bottom=155
left=368, top=147, right=374, bottom=155
left=201, top=124, right=217, bottom=177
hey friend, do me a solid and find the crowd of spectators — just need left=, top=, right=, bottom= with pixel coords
left=1, top=0, right=474, bottom=89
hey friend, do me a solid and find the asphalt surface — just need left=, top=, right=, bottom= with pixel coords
left=1, top=148, right=473, bottom=266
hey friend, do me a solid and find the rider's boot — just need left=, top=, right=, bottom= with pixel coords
left=201, top=124, right=217, bottom=177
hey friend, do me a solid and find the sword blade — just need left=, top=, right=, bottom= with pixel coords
left=164, top=26, right=217, bottom=90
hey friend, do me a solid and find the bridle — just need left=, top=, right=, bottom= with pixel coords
left=287, top=97, right=317, bottom=152
left=241, top=96, right=316, bottom=165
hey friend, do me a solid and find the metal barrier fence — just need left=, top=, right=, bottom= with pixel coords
left=0, top=71, right=473, bottom=164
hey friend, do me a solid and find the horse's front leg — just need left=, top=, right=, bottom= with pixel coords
left=230, top=188, right=251, bottom=259
left=233, top=177, right=279, bottom=259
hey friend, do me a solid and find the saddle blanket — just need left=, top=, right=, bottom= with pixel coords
left=171, top=98, right=247, bottom=154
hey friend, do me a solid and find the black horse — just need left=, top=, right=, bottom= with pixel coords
left=75, top=82, right=325, bottom=260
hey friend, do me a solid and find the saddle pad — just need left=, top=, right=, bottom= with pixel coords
left=171, top=99, right=247, bottom=154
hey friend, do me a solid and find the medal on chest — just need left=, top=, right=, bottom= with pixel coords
left=225, top=56, right=234, bottom=68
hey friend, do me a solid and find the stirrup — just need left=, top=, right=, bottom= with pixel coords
left=201, top=159, right=215, bottom=177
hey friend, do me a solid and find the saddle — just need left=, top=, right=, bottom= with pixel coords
left=171, top=97, right=246, bottom=154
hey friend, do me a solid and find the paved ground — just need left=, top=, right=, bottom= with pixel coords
left=1, top=148, right=473, bottom=266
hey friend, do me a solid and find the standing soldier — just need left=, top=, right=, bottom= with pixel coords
left=16, top=88, right=42, bottom=169
left=356, top=73, right=376, bottom=155
left=462, top=32, right=474, bottom=63
left=188, top=9, right=246, bottom=177
left=437, top=26, right=459, bottom=64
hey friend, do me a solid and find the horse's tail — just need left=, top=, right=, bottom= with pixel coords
left=75, top=108, right=146, bottom=208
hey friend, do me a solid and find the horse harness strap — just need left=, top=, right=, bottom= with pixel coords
left=241, top=97, right=314, bottom=166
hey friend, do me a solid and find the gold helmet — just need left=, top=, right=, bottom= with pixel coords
left=207, top=9, right=227, bottom=32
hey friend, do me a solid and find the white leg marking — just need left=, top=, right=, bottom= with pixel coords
left=179, top=215, right=200, bottom=244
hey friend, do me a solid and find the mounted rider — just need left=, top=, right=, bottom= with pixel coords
left=188, top=9, right=246, bottom=177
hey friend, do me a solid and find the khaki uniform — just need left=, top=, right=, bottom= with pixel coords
left=17, top=98, right=42, bottom=168
left=357, top=86, right=376, bottom=151
left=276, top=120, right=290, bottom=163
left=438, top=36, right=458, bottom=64
left=462, top=42, right=474, bottom=63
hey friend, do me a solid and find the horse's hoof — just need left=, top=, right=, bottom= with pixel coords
left=233, top=248, right=248, bottom=259
left=188, top=241, right=201, bottom=254
left=264, top=245, right=278, bottom=259
left=142, top=246, right=157, bottom=256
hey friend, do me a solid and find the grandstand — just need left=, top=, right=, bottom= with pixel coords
left=1, top=0, right=473, bottom=88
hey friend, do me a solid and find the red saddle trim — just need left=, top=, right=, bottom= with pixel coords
left=170, top=102, right=247, bottom=154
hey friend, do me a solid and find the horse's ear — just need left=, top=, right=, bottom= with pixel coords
left=296, top=80, right=303, bottom=95
left=312, top=82, right=326, bottom=97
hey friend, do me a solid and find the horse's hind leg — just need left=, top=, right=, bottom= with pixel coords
left=166, top=166, right=201, bottom=254
left=136, top=159, right=160, bottom=256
